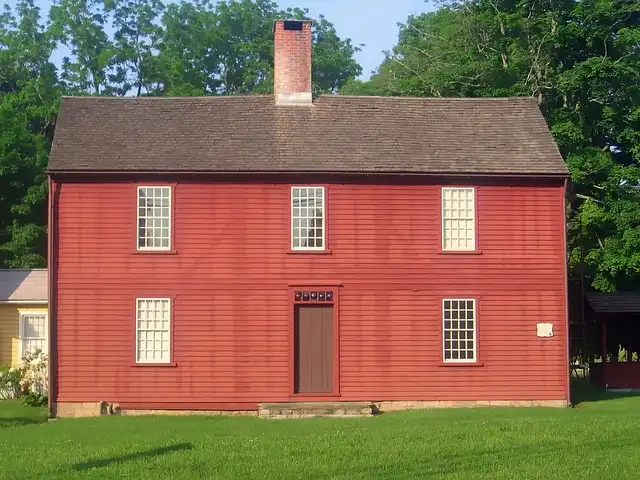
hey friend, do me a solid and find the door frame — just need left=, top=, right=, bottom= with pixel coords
left=287, top=283, right=341, bottom=399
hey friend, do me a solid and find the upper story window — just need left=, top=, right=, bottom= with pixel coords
left=138, top=186, right=171, bottom=250
left=291, top=187, right=325, bottom=250
left=443, top=299, right=476, bottom=363
left=136, top=298, right=171, bottom=363
left=442, top=187, right=475, bottom=251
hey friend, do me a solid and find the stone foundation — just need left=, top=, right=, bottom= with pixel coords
left=53, top=398, right=568, bottom=418
left=374, top=399, right=568, bottom=411
left=119, top=409, right=257, bottom=417
left=53, top=402, right=104, bottom=418
left=52, top=402, right=257, bottom=418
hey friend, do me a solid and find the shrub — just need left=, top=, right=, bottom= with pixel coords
left=22, top=392, right=48, bottom=407
left=18, top=350, right=49, bottom=407
left=0, top=365, right=21, bottom=400
left=0, top=351, right=49, bottom=405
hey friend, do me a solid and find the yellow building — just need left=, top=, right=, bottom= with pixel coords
left=0, top=269, right=48, bottom=366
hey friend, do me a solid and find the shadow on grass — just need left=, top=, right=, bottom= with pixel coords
left=74, top=443, right=193, bottom=471
left=571, top=378, right=640, bottom=406
left=0, top=417, right=46, bottom=428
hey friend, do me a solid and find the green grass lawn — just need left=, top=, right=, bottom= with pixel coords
left=0, top=399, right=47, bottom=428
left=1, top=387, right=640, bottom=480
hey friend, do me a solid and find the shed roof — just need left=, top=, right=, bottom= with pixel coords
left=586, top=292, right=640, bottom=314
left=0, top=269, right=47, bottom=303
left=48, top=95, right=568, bottom=176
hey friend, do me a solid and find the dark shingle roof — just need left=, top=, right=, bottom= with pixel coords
left=48, top=95, right=567, bottom=175
left=586, top=292, right=640, bottom=314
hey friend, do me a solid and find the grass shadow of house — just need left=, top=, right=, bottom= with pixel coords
left=74, top=442, right=193, bottom=471
left=0, top=416, right=45, bottom=428
left=571, top=378, right=640, bottom=406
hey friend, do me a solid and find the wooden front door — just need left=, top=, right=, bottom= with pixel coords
left=294, top=305, right=334, bottom=394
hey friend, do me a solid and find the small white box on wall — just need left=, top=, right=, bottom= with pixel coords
left=537, top=323, right=554, bottom=338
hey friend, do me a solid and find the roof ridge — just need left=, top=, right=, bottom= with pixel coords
left=332, top=94, right=534, bottom=101
left=61, top=94, right=535, bottom=102
left=61, top=95, right=271, bottom=100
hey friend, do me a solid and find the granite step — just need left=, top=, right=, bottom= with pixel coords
left=258, top=401, right=375, bottom=419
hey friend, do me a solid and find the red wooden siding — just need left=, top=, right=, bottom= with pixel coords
left=52, top=179, right=567, bottom=407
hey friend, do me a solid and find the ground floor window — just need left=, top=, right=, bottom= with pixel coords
left=443, top=299, right=476, bottom=363
left=136, top=298, right=171, bottom=363
left=19, top=311, right=47, bottom=359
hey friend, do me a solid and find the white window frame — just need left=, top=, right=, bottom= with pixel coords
left=137, top=186, right=172, bottom=251
left=135, top=298, right=172, bottom=364
left=442, top=299, right=477, bottom=363
left=18, top=309, right=48, bottom=361
left=442, top=187, right=476, bottom=251
left=291, top=186, right=326, bottom=251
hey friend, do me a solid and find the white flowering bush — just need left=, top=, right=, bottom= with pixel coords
left=0, top=350, right=48, bottom=405
left=0, top=365, right=21, bottom=400
left=19, top=349, right=48, bottom=406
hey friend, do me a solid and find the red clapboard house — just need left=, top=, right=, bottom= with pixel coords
left=46, top=20, right=570, bottom=417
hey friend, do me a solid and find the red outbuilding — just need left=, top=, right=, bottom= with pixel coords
left=586, top=292, right=640, bottom=389
left=47, top=20, right=570, bottom=417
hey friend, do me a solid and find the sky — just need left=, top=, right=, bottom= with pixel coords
left=279, top=0, right=434, bottom=78
left=12, top=0, right=434, bottom=79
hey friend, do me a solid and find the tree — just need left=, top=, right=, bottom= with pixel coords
left=105, top=0, right=165, bottom=96
left=149, top=0, right=361, bottom=95
left=49, top=0, right=116, bottom=95
left=47, top=0, right=360, bottom=96
left=345, top=0, right=640, bottom=291
left=149, top=0, right=277, bottom=95
left=0, top=0, right=59, bottom=267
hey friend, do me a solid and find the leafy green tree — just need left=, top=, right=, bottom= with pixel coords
left=148, top=0, right=276, bottom=95
left=0, top=0, right=59, bottom=267
left=104, top=0, right=165, bottom=96
left=49, top=0, right=116, bottom=95
left=48, top=0, right=361, bottom=96
left=149, top=0, right=360, bottom=95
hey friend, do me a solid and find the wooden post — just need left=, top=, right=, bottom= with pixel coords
left=601, top=316, right=607, bottom=363
left=601, top=315, right=608, bottom=388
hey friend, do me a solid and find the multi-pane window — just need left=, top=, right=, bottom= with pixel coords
left=292, top=187, right=325, bottom=250
left=19, top=312, right=47, bottom=358
left=443, top=299, right=476, bottom=363
left=136, top=299, right=171, bottom=363
left=137, top=187, right=171, bottom=250
left=442, top=187, right=475, bottom=251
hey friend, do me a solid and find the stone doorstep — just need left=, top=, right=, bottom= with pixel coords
left=258, top=402, right=375, bottom=419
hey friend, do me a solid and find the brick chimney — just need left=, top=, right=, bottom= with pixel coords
left=273, top=20, right=313, bottom=106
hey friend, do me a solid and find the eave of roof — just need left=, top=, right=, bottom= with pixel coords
left=47, top=169, right=569, bottom=178
left=586, top=292, right=640, bottom=314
